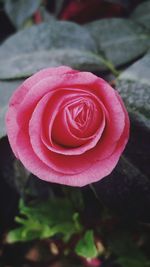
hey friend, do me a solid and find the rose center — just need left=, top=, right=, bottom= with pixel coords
left=66, top=99, right=98, bottom=137
left=51, top=96, right=103, bottom=148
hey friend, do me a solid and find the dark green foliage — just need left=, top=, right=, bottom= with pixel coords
left=85, top=18, right=149, bottom=67
left=0, top=50, right=107, bottom=80
left=117, top=53, right=150, bottom=118
left=109, top=232, right=150, bottom=267
left=4, top=0, right=42, bottom=28
left=131, top=1, right=150, bottom=31
left=0, top=21, right=97, bottom=59
left=0, top=80, right=23, bottom=138
left=7, top=198, right=82, bottom=243
left=117, top=53, right=150, bottom=176
left=75, top=230, right=98, bottom=258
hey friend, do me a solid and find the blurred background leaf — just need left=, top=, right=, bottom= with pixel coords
left=85, top=18, right=149, bottom=67
left=117, top=52, right=150, bottom=178
left=0, top=21, right=97, bottom=58
left=0, top=49, right=108, bottom=80
left=109, top=231, right=150, bottom=267
left=131, top=1, right=150, bottom=31
left=0, top=80, right=22, bottom=138
left=4, top=0, right=42, bottom=28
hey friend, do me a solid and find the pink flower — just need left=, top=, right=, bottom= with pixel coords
left=83, top=257, right=102, bottom=267
left=6, top=66, right=129, bottom=187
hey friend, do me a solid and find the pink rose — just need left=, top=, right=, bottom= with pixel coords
left=82, top=258, right=102, bottom=267
left=6, top=66, right=129, bottom=187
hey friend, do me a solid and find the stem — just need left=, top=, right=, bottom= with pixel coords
left=98, top=55, right=120, bottom=77
left=89, top=184, right=107, bottom=210
left=89, top=184, right=100, bottom=202
left=104, top=60, right=120, bottom=77
left=89, top=51, right=120, bottom=77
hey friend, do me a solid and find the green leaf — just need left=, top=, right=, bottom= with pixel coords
left=18, top=198, right=73, bottom=224
left=4, top=0, right=42, bottom=28
left=75, top=230, right=98, bottom=258
left=54, top=0, right=65, bottom=16
left=0, top=21, right=97, bottom=60
left=117, top=52, right=150, bottom=176
left=116, top=54, right=150, bottom=176
left=85, top=18, right=149, bottom=67
left=117, top=258, right=150, bottom=267
left=38, top=6, right=56, bottom=22
left=7, top=224, right=52, bottom=243
left=131, top=1, right=150, bottom=31
left=0, top=49, right=108, bottom=80
left=118, top=52, right=150, bottom=85
left=13, top=160, right=30, bottom=195
left=0, top=20, right=120, bottom=78
left=0, top=105, right=7, bottom=138
left=6, top=198, right=82, bottom=243
left=117, top=53, right=150, bottom=119
left=0, top=80, right=23, bottom=138
left=63, top=187, right=84, bottom=211
left=109, top=231, right=149, bottom=267
left=7, top=227, right=29, bottom=243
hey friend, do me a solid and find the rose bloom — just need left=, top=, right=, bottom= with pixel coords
left=6, top=66, right=129, bottom=187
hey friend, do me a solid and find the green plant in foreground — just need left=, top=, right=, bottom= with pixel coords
left=6, top=195, right=150, bottom=267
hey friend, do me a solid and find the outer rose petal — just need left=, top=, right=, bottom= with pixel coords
left=6, top=66, right=130, bottom=187
left=16, top=103, right=129, bottom=186
left=16, top=72, right=125, bottom=162
left=6, top=66, right=76, bottom=157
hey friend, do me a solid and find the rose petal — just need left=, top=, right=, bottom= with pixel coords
left=28, top=89, right=107, bottom=174
left=6, top=66, right=75, bottom=158
left=6, top=67, right=130, bottom=187
left=41, top=89, right=106, bottom=155
left=15, top=72, right=125, bottom=163
left=16, top=104, right=129, bottom=186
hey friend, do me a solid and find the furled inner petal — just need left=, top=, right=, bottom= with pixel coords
left=28, top=90, right=106, bottom=174
left=51, top=96, right=103, bottom=147
left=40, top=88, right=106, bottom=155
left=67, top=98, right=101, bottom=138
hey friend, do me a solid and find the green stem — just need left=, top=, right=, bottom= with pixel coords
left=89, top=184, right=107, bottom=210
left=89, top=184, right=100, bottom=202
left=98, top=55, right=120, bottom=77
left=89, top=51, right=120, bottom=76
